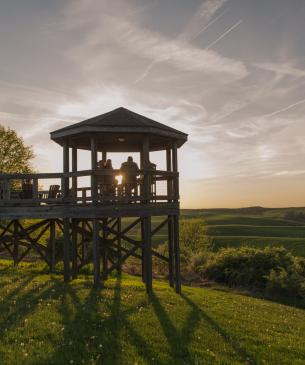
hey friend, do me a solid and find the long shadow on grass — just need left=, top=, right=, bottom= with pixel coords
left=40, top=277, right=167, bottom=365
left=181, top=293, right=257, bottom=365
left=38, top=276, right=139, bottom=365
left=151, top=292, right=196, bottom=364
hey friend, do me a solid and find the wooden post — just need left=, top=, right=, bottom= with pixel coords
left=71, top=219, right=78, bottom=279
left=72, top=147, right=77, bottom=202
left=92, top=218, right=100, bottom=288
left=166, top=148, right=172, bottom=202
left=117, top=217, right=122, bottom=275
left=33, top=178, right=39, bottom=200
left=102, top=218, right=108, bottom=279
left=63, top=218, right=70, bottom=282
left=91, top=136, right=98, bottom=203
left=49, top=219, right=56, bottom=272
left=13, top=220, right=18, bottom=266
left=63, top=141, right=70, bottom=199
left=173, top=214, right=181, bottom=294
left=143, top=216, right=152, bottom=294
left=166, top=147, right=174, bottom=287
left=142, top=136, right=150, bottom=202
left=172, top=142, right=179, bottom=203
left=141, top=218, right=146, bottom=283
left=172, top=141, right=181, bottom=293
left=168, top=215, right=174, bottom=287
left=3, top=179, right=10, bottom=200
left=81, top=219, right=86, bottom=264
left=102, top=150, right=107, bottom=162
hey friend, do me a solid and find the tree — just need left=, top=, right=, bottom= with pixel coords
left=0, top=125, right=34, bottom=173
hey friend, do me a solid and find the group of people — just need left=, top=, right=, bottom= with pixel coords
left=97, top=156, right=156, bottom=198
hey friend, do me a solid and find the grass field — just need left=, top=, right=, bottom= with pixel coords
left=0, top=260, right=305, bottom=365
left=180, top=208, right=305, bottom=257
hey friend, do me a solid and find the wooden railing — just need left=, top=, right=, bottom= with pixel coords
left=0, top=169, right=179, bottom=206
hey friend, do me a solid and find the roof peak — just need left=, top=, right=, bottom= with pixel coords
left=51, top=107, right=188, bottom=137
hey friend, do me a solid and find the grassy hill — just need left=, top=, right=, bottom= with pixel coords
left=0, top=260, right=304, bottom=365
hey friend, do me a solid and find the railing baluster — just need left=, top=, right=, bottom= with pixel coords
left=33, top=178, right=39, bottom=200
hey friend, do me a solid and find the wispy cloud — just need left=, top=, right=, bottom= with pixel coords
left=255, top=62, right=305, bottom=78
left=262, top=97, right=305, bottom=118
left=205, top=19, right=243, bottom=49
left=136, top=0, right=230, bottom=83
left=190, top=8, right=230, bottom=42
left=179, top=0, right=229, bottom=41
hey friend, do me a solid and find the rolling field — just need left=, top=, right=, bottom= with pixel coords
left=0, top=260, right=304, bottom=365
left=122, top=208, right=305, bottom=257
left=186, top=208, right=305, bottom=257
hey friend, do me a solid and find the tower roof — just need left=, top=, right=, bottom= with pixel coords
left=50, top=107, right=188, bottom=152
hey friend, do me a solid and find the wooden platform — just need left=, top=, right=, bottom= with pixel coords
left=0, top=202, right=179, bottom=219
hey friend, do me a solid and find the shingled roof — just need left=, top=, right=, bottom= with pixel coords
left=50, top=107, right=188, bottom=152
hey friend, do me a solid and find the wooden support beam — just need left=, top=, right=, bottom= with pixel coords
left=63, top=218, right=70, bottom=282
left=72, top=147, right=77, bottom=201
left=13, top=220, right=18, bottom=266
left=49, top=219, right=56, bottom=272
left=173, top=214, right=181, bottom=294
left=141, top=218, right=145, bottom=283
left=172, top=142, right=179, bottom=204
left=143, top=216, right=152, bottom=294
left=33, top=178, right=39, bottom=200
left=71, top=219, right=78, bottom=279
left=117, top=217, right=122, bottom=275
left=102, top=245, right=139, bottom=278
left=102, top=150, right=107, bottom=162
left=102, top=218, right=108, bottom=280
left=63, top=141, right=70, bottom=199
left=142, top=136, right=150, bottom=203
left=92, top=218, right=100, bottom=288
left=166, top=148, right=172, bottom=203
left=91, top=137, right=98, bottom=203
left=151, top=217, right=169, bottom=236
left=168, top=215, right=174, bottom=288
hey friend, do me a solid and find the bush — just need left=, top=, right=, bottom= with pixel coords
left=265, top=268, right=305, bottom=301
left=198, top=246, right=305, bottom=302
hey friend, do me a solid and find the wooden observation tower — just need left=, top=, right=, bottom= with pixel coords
left=0, top=107, right=187, bottom=294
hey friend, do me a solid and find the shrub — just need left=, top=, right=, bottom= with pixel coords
left=199, top=247, right=305, bottom=297
left=265, top=268, right=305, bottom=301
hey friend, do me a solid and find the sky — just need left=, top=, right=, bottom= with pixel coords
left=1, top=0, right=305, bottom=208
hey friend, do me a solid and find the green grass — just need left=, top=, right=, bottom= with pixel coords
left=0, top=260, right=305, bottom=364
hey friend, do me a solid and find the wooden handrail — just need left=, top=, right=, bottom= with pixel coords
left=0, top=169, right=178, bottom=180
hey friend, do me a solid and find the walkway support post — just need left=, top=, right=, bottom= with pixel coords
left=172, top=141, right=181, bottom=294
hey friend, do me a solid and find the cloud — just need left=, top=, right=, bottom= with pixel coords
left=255, top=62, right=305, bottom=78
left=205, top=19, right=243, bottom=49
left=179, top=0, right=229, bottom=42
left=91, top=17, right=248, bottom=80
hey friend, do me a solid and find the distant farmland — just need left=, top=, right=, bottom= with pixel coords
left=181, top=207, right=305, bottom=257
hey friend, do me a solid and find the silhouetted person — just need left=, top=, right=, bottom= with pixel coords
left=104, top=159, right=116, bottom=186
left=147, top=160, right=156, bottom=196
left=98, top=159, right=116, bottom=199
left=97, top=159, right=106, bottom=190
left=120, top=156, right=139, bottom=198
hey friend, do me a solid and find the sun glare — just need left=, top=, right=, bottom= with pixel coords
left=115, top=175, right=123, bottom=185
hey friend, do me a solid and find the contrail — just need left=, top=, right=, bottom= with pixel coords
left=134, top=61, right=157, bottom=84
left=191, top=8, right=229, bottom=42
left=264, top=97, right=305, bottom=118
left=205, top=19, right=242, bottom=49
